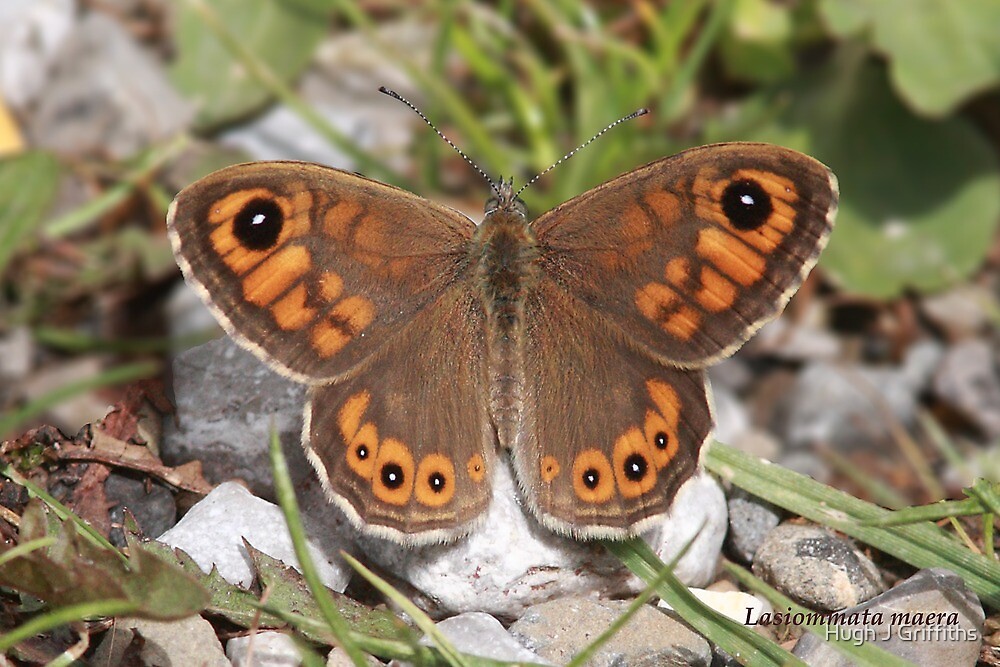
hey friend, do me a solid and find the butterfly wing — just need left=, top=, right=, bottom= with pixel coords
left=511, top=279, right=712, bottom=539
left=167, top=161, right=476, bottom=383
left=305, top=282, right=494, bottom=544
left=532, top=143, right=838, bottom=368
left=514, top=143, right=837, bottom=536
left=170, top=161, right=495, bottom=543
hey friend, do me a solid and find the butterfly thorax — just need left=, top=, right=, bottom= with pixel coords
left=472, top=199, right=540, bottom=449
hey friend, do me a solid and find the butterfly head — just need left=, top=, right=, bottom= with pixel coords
left=485, top=177, right=528, bottom=218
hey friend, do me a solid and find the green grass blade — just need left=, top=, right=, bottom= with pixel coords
left=183, top=0, right=403, bottom=186
left=267, top=428, right=370, bottom=667
left=724, top=562, right=918, bottom=667
left=605, top=538, right=806, bottom=667
left=704, top=442, right=1000, bottom=608
left=341, top=552, right=469, bottom=667
left=43, top=136, right=188, bottom=238
left=0, top=465, right=126, bottom=564
left=0, top=537, right=57, bottom=566
left=565, top=553, right=679, bottom=667
left=0, top=600, right=139, bottom=652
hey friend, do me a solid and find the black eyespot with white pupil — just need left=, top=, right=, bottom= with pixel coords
left=654, top=432, right=669, bottom=450
left=582, top=468, right=601, bottom=490
left=381, top=463, right=404, bottom=489
left=623, top=454, right=648, bottom=481
left=233, top=198, right=284, bottom=250
left=428, top=471, right=446, bottom=493
left=721, top=179, right=772, bottom=231
left=355, top=444, right=369, bottom=460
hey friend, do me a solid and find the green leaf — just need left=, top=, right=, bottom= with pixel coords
left=717, top=0, right=796, bottom=84
left=706, top=46, right=1000, bottom=298
left=170, top=0, right=331, bottom=129
left=820, top=0, right=1000, bottom=117
left=0, top=151, right=59, bottom=276
left=0, top=501, right=208, bottom=620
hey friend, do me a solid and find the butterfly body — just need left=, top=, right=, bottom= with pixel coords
left=168, top=143, right=837, bottom=545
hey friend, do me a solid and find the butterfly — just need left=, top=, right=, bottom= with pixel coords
left=167, top=141, right=837, bottom=545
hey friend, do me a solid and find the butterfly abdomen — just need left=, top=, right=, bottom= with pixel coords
left=473, top=209, right=541, bottom=448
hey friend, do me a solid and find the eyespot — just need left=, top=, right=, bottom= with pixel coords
left=415, top=454, right=456, bottom=507
left=372, top=438, right=414, bottom=505
left=540, top=455, right=560, bottom=483
left=467, top=454, right=486, bottom=483
left=345, top=422, right=378, bottom=479
left=572, top=450, right=615, bottom=504
left=234, top=197, right=284, bottom=250
left=721, top=179, right=772, bottom=231
left=613, top=428, right=657, bottom=498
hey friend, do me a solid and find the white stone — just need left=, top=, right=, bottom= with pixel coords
left=354, top=464, right=727, bottom=617
left=156, top=482, right=350, bottom=591
left=412, top=612, right=551, bottom=665
left=0, top=0, right=75, bottom=108
left=227, top=631, right=302, bottom=667
left=660, top=589, right=772, bottom=625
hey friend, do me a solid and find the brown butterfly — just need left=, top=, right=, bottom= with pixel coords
left=167, top=140, right=837, bottom=545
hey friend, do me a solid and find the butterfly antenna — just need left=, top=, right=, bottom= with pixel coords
left=513, top=107, right=649, bottom=200
left=379, top=86, right=502, bottom=199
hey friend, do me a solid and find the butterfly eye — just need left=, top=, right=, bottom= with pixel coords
left=721, top=179, right=772, bottom=231
left=233, top=197, right=285, bottom=250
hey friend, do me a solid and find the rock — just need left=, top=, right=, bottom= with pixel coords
left=220, top=22, right=430, bottom=170
left=105, top=472, right=176, bottom=546
left=651, top=473, right=728, bottom=587
left=778, top=341, right=942, bottom=449
left=509, top=597, right=712, bottom=667
left=712, top=385, right=751, bottom=446
left=26, top=12, right=193, bottom=158
left=746, top=306, right=841, bottom=361
left=328, top=647, right=382, bottom=666
left=0, top=0, right=75, bottom=108
left=165, top=281, right=220, bottom=341
left=163, top=337, right=313, bottom=502
left=405, top=612, right=550, bottom=665
left=91, top=615, right=229, bottom=667
left=0, top=326, right=34, bottom=379
left=168, top=340, right=728, bottom=617
left=752, top=524, right=884, bottom=611
left=932, top=339, right=1000, bottom=439
left=921, top=284, right=993, bottom=339
left=227, top=631, right=302, bottom=666
left=725, top=488, right=783, bottom=564
left=659, top=588, right=771, bottom=625
left=156, top=482, right=351, bottom=591
left=792, top=569, right=984, bottom=666
left=360, top=468, right=726, bottom=618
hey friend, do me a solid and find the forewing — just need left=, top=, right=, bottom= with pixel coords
left=533, top=143, right=838, bottom=367
left=168, top=161, right=475, bottom=383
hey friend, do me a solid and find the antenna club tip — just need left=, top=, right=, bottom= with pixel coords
left=636, top=107, right=650, bottom=116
